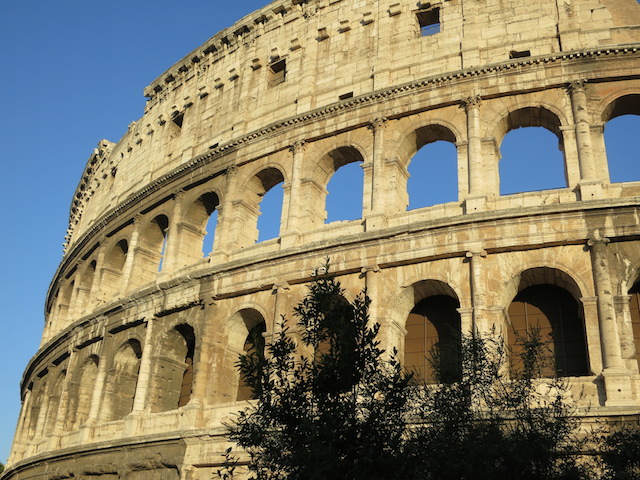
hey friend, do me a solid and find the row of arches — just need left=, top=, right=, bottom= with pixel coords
left=23, top=314, right=266, bottom=447
left=405, top=283, right=590, bottom=383
left=24, top=268, right=640, bottom=453
left=49, top=94, right=640, bottom=341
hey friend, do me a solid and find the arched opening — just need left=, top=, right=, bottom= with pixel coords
left=131, top=215, right=169, bottom=287
left=405, top=295, right=462, bottom=383
left=150, top=324, right=196, bottom=412
left=507, top=284, right=589, bottom=377
left=237, top=322, right=267, bottom=401
left=54, top=279, right=74, bottom=330
left=324, top=147, right=365, bottom=223
left=67, top=356, right=98, bottom=430
left=603, top=94, right=640, bottom=183
left=257, top=180, right=284, bottom=242
left=203, top=209, right=219, bottom=254
left=406, top=125, right=458, bottom=209
left=101, top=340, right=142, bottom=422
left=44, top=370, right=66, bottom=434
left=77, top=260, right=97, bottom=314
left=101, top=239, right=128, bottom=298
left=228, top=309, right=267, bottom=401
left=28, top=379, right=47, bottom=438
left=628, top=282, right=640, bottom=369
left=237, top=167, right=285, bottom=244
left=184, top=192, right=220, bottom=258
left=498, top=108, right=566, bottom=195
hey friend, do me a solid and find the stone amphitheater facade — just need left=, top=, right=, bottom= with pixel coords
left=5, top=0, right=640, bottom=478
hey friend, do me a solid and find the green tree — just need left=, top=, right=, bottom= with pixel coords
left=600, top=423, right=640, bottom=480
left=225, top=266, right=419, bottom=480
left=221, top=265, right=595, bottom=480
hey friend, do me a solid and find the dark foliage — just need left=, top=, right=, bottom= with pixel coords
left=219, top=264, right=633, bottom=480
left=601, top=423, right=640, bottom=480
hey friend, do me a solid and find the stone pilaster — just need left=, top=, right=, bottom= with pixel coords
left=131, top=319, right=154, bottom=413
left=568, top=80, right=602, bottom=199
left=281, top=141, right=306, bottom=247
left=366, top=118, right=388, bottom=229
left=466, top=248, right=488, bottom=334
left=161, top=191, right=185, bottom=272
left=121, top=214, right=142, bottom=291
left=215, top=165, right=240, bottom=254
left=588, top=233, right=634, bottom=405
left=462, top=96, right=487, bottom=212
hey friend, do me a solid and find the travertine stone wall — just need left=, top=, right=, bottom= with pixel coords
left=4, top=0, right=640, bottom=478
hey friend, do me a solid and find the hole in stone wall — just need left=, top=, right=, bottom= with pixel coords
left=171, top=112, right=184, bottom=128
left=417, top=8, right=440, bottom=36
left=268, top=59, right=286, bottom=87
left=509, top=50, right=531, bottom=59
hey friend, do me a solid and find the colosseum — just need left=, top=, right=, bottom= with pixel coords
left=4, top=0, right=640, bottom=478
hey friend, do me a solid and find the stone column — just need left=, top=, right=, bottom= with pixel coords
left=121, top=214, right=142, bottom=291
left=366, top=118, right=388, bottom=229
left=85, top=326, right=109, bottom=426
left=67, top=261, right=83, bottom=321
left=568, top=80, right=602, bottom=199
left=189, top=298, right=218, bottom=428
left=281, top=141, right=305, bottom=248
left=362, top=265, right=381, bottom=328
left=271, top=282, right=291, bottom=338
left=466, top=249, right=488, bottom=334
left=54, top=351, right=77, bottom=434
left=462, top=96, right=486, bottom=212
left=161, top=191, right=185, bottom=273
left=587, top=233, right=633, bottom=405
left=132, top=319, right=154, bottom=413
left=215, top=165, right=240, bottom=255
left=89, top=247, right=107, bottom=306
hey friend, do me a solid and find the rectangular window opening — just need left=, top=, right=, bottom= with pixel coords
left=339, top=92, right=354, bottom=100
left=509, top=50, right=531, bottom=59
left=417, top=8, right=440, bottom=36
left=268, top=59, right=287, bottom=87
left=172, top=112, right=184, bottom=128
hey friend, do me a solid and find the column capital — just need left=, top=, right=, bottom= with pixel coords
left=566, top=79, right=588, bottom=94
left=461, top=95, right=482, bottom=110
left=587, top=230, right=610, bottom=248
left=289, top=140, right=306, bottom=154
left=360, top=264, right=381, bottom=274
left=272, top=281, right=291, bottom=293
left=368, top=117, right=388, bottom=132
left=173, top=189, right=186, bottom=201
left=226, top=164, right=239, bottom=178
left=465, top=249, right=487, bottom=258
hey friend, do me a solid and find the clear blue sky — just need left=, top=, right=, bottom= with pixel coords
left=0, top=0, right=636, bottom=466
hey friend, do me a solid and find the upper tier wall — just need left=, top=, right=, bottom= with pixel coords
left=65, top=0, right=640, bottom=250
